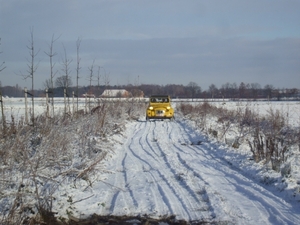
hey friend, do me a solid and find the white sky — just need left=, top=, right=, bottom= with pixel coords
left=0, top=0, right=300, bottom=90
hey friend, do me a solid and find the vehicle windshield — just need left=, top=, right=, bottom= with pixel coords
left=150, top=97, right=169, bottom=103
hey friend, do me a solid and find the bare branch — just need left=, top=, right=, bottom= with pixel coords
left=75, top=37, right=82, bottom=111
left=0, top=38, right=6, bottom=73
left=87, top=59, right=96, bottom=88
left=19, top=27, right=39, bottom=126
left=44, top=34, right=61, bottom=83
left=45, top=34, right=60, bottom=117
left=60, top=44, right=72, bottom=90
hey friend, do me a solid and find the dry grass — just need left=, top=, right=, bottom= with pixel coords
left=0, top=99, right=145, bottom=224
left=177, top=101, right=300, bottom=172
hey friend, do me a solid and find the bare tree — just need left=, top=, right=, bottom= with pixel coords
left=87, top=59, right=96, bottom=94
left=96, top=66, right=103, bottom=96
left=76, top=38, right=82, bottom=111
left=208, top=84, right=218, bottom=99
left=55, top=75, right=73, bottom=89
left=264, top=84, right=275, bottom=100
left=187, top=81, right=201, bottom=100
left=86, top=59, right=96, bottom=111
left=220, top=82, right=238, bottom=99
left=61, top=44, right=72, bottom=94
left=45, top=34, right=60, bottom=117
left=238, top=82, right=247, bottom=98
left=230, top=83, right=238, bottom=99
left=56, top=71, right=72, bottom=115
left=250, top=83, right=261, bottom=99
left=220, top=83, right=229, bottom=99
left=0, top=38, right=6, bottom=73
left=103, top=69, right=110, bottom=88
left=21, top=28, right=39, bottom=126
left=43, top=78, right=52, bottom=89
left=0, top=39, right=6, bottom=133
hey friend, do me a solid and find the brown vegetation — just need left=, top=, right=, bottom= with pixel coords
left=177, top=102, right=300, bottom=173
left=0, top=100, right=145, bottom=225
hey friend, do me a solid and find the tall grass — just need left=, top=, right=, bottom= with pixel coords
left=177, top=102, right=300, bottom=173
left=0, top=99, right=145, bottom=225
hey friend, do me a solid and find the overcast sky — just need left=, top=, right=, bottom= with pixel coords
left=1, top=0, right=299, bottom=91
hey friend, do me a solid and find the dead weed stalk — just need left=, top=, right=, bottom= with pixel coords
left=178, top=101, right=299, bottom=172
left=0, top=100, right=140, bottom=224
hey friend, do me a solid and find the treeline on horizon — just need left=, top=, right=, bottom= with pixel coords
left=0, top=82, right=299, bottom=100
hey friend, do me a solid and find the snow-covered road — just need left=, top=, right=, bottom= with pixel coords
left=71, top=119, right=300, bottom=224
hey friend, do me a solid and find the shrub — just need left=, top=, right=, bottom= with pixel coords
left=0, top=99, right=145, bottom=224
left=177, top=101, right=298, bottom=171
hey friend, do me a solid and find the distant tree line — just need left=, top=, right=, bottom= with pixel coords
left=1, top=81, right=299, bottom=100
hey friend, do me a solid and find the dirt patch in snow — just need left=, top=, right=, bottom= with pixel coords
left=67, top=214, right=216, bottom=225
left=35, top=212, right=220, bottom=225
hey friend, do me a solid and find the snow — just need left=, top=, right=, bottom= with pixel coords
left=50, top=118, right=299, bottom=224
left=1, top=98, right=300, bottom=224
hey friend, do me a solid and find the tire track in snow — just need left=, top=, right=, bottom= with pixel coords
left=101, top=118, right=300, bottom=224
left=158, top=120, right=300, bottom=224
left=127, top=121, right=188, bottom=217
left=168, top=119, right=193, bottom=146
left=170, top=122, right=277, bottom=222
left=108, top=121, right=176, bottom=216
left=139, top=122, right=161, bottom=161
left=198, top=152, right=299, bottom=224
left=114, top=120, right=204, bottom=220
left=166, top=125, right=220, bottom=219
left=173, top=121, right=300, bottom=224
left=122, top=152, right=139, bottom=208
left=164, top=121, right=217, bottom=220
left=175, top=150, right=241, bottom=221
left=106, top=122, right=146, bottom=215
left=149, top=121, right=214, bottom=221
left=195, top=142, right=298, bottom=217
left=147, top=121, right=163, bottom=157
left=151, top=122, right=197, bottom=217
left=107, top=155, right=131, bottom=215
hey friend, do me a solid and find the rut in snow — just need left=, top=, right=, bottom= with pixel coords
left=73, top=119, right=300, bottom=225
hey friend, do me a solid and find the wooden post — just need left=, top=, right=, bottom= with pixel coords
left=72, top=91, right=75, bottom=115
left=88, top=95, right=91, bottom=113
left=64, top=88, right=67, bottom=115
left=0, top=91, right=6, bottom=134
left=51, top=89, right=54, bottom=118
left=24, top=88, right=28, bottom=124
left=85, top=94, right=87, bottom=114
left=46, top=89, right=49, bottom=117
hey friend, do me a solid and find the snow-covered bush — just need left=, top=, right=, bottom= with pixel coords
left=247, top=108, right=299, bottom=172
left=0, top=99, right=145, bottom=224
left=177, top=101, right=299, bottom=172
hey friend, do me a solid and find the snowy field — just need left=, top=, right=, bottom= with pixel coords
left=2, top=97, right=95, bottom=121
left=2, top=97, right=300, bottom=125
left=1, top=97, right=300, bottom=224
left=208, top=100, right=300, bottom=127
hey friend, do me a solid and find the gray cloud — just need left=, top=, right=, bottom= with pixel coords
left=0, top=0, right=299, bottom=90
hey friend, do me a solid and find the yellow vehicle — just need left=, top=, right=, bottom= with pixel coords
left=146, top=95, right=174, bottom=120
